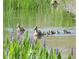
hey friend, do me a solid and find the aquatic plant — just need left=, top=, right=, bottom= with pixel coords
left=56, top=48, right=59, bottom=55
left=3, top=32, right=73, bottom=59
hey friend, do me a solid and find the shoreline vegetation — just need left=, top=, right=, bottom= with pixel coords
left=3, top=0, right=75, bottom=28
left=3, top=32, right=74, bottom=59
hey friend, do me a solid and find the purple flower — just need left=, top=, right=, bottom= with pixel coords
left=17, top=31, right=22, bottom=40
left=16, top=32, right=23, bottom=44
left=56, top=48, right=58, bottom=55
left=10, top=32, right=14, bottom=41
left=6, top=48, right=8, bottom=56
left=43, top=39, right=46, bottom=48
left=18, top=31, right=23, bottom=35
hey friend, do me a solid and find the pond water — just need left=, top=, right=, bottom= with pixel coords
left=3, top=27, right=76, bottom=59
left=4, top=27, right=76, bottom=35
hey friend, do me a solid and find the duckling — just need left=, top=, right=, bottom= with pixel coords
left=57, top=30, right=60, bottom=34
left=63, top=29, right=71, bottom=34
left=51, top=30, right=56, bottom=34
left=42, top=31, right=46, bottom=35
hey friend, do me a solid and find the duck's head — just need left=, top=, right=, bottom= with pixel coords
left=16, top=23, right=20, bottom=28
left=51, top=0, right=58, bottom=8
left=34, top=26, right=38, bottom=31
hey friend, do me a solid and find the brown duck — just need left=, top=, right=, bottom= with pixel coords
left=16, top=24, right=25, bottom=35
left=51, top=0, right=58, bottom=8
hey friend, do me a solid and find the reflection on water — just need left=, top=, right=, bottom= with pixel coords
left=4, top=27, right=76, bottom=35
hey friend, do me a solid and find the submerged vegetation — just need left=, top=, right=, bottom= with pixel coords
left=3, top=32, right=72, bottom=59
left=3, top=0, right=75, bottom=28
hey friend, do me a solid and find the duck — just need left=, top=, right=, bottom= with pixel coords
left=34, top=26, right=45, bottom=40
left=51, top=0, right=58, bottom=8
left=16, top=23, right=25, bottom=35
